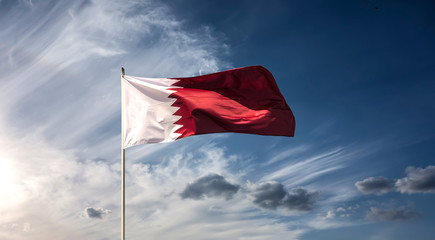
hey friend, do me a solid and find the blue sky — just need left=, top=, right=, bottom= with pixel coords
left=1, top=0, right=434, bottom=239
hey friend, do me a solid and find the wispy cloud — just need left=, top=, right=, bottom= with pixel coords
left=263, top=144, right=310, bottom=166
left=258, top=143, right=376, bottom=206
left=260, top=147, right=345, bottom=185
left=0, top=0, right=227, bottom=154
left=0, top=0, right=228, bottom=239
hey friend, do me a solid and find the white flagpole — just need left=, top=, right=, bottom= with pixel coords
left=121, top=67, right=126, bottom=240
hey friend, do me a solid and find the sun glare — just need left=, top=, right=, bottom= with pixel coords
left=0, top=156, right=15, bottom=198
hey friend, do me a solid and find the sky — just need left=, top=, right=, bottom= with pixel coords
left=0, top=0, right=434, bottom=239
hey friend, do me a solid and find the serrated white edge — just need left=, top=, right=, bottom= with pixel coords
left=122, top=75, right=183, bottom=148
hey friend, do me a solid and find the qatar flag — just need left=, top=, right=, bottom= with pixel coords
left=122, top=66, right=295, bottom=148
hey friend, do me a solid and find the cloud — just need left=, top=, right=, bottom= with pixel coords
left=325, top=210, right=336, bottom=219
left=355, top=165, right=435, bottom=195
left=259, top=144, right=383, bottom=205
left=395, top=166, right=435, bottom=194
left=260, top=148, right=345, bottom=186
left=125, top=144, right=308, bottom=240
left=81, top=207, right=111, bottom=220
left=322, top=205, right=358, bottom=221
left=355, top=176, right=395, bottom=195
left=249, top=181, right=319, bottom=211
left=366, top=207, right=420, bottom=221
left=281, top=188, right=320, bottom=211
left=0, top=0, right=227, bottom=158
left=263, top=145, right=310, bottom=166
left=0, top=0, right=228, bottom=239
left=336, top=207, right=346, bottom=212
left=180, top=174, right=320, bottom=212
left=250, top=181, right=287, bottom=210
left=180, top=173, right=240, bottom=200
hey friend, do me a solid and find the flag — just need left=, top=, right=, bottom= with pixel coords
left=122, top=65, right=295, bottom=148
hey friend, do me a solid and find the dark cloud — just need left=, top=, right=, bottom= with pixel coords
left=180, top=174, right=240, bottom=200
left=366, top=207, right=420, bottom=221
left=395, top=166, right=435, bottom=194
left=82, top=207, right=111, bottom=219
left=355, top=176, right=395, bottom=195
left=251, top=182, right=287, bottom=209
left=250, top=181, right=319, bottom=211
left=281, top=188, right=320, bottom=211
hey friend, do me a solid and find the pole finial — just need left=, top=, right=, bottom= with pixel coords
left=121, top=67, right=125, bottom=77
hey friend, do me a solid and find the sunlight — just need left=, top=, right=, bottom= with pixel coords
left=0, top=156, right=15, bottom=198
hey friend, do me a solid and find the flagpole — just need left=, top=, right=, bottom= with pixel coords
left=121, top=67, right=126, bottom=240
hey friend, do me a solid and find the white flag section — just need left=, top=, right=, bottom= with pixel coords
left=122, top=75, right=182, bottom=148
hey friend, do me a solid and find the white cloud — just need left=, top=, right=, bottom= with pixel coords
left=122, top=142, right=311, bottom=240
left=336, top=207, right=346, bottom=212
left=0, top=0, right=229, bottom=239
left=260, top=147, right=345, bottom=184
left=325, top=210, right=336, bottom=219
left=0, top=132, right=120, bottom=239
left=321, top=205, right=357, bottom=222
left=263, top=144, right=310, bottom=166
